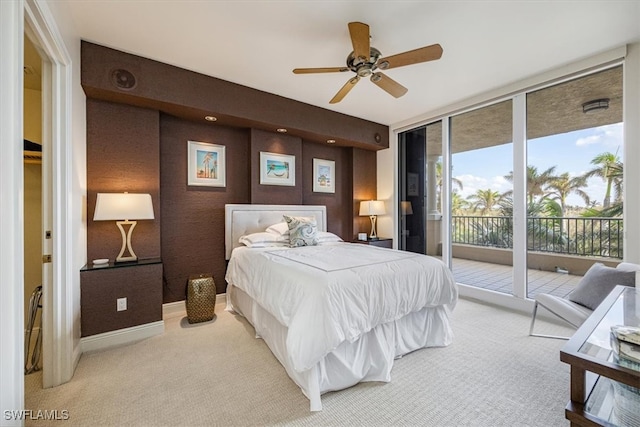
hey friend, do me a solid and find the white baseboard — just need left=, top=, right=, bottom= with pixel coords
left=80, top=321, right=164, bottom=354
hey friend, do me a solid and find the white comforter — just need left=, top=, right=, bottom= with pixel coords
left=225, top=243, right=457, bottom=372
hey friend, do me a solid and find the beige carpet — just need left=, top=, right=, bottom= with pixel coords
left=25, top=297, right=573, bottom=426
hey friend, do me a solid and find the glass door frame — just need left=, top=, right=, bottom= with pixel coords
left=393, top=56, right=627, bottom=310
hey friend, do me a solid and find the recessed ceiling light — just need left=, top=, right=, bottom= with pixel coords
left=204, top=116, right=217, bottom=122
left=327, top=139, right=336, bottom=144
left=276, top=128, right=287, bottom=133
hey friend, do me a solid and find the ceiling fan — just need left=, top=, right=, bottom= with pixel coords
left=293, top=22, right=443, bottom=104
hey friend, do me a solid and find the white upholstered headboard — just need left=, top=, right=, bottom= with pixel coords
left=225, top=204, right=327, bottom=259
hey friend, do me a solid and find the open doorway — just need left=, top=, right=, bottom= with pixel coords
left=23, top=34, right=44, bottom=384
left=22, top=0, right=78, bottom=392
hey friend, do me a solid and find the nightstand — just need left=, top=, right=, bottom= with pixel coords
left=80, top=258, right=163, bottom=337
left=352, top=238, right=393, bottom=249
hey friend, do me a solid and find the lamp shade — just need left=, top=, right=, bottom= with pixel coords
left=401, top=201, right=413, bottom=215
left=93, top=193, right=154, bottom=221
left=359, top=200, right=385, bottom=216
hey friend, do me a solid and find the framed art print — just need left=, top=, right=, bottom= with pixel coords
left=260, top=152, right=295, bottom=186
left=187, top=141, right=226, bottom=187
left=407, top=172, right=419, bottom=196
left=313, top=158, right=335, bottom=193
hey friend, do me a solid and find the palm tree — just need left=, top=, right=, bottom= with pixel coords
left=466, top=189, right=502, bottom=215
left=435, top=161, right=463, bottom=212
left=504, top=165, right=557, bottom=204
left=582, top=152, right=621, bottom=208
left=450, top=191, right=468, bottom=215
left=545, top=173, right=590, bottom=217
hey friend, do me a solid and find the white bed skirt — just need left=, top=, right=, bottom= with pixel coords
left=226, top=283, right=453, bottom=411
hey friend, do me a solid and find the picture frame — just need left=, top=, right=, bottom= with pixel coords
left=187, top=141, right=226, bottom=187
left=312, top=158, right=335, bottom=193
left=260, top=152, right=295, bottom=186
left=407, top=172, right=419, bottom=196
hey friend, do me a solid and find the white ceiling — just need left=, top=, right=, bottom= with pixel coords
left=59, top=1, right=639, bottom=126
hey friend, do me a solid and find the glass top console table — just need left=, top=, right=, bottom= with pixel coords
left=560, top=285, right=640, bottom=426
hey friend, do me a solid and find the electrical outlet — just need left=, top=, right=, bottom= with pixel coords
left=117, top=297, right=127, bottom=312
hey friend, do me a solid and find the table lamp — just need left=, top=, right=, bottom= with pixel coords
left=93, top=192, right=154, bottom=262
left=401, top=201, right=413, bottom=216
left=400, top=201, right=413, bottom=236
left=359, top=200, right=385, bottom=240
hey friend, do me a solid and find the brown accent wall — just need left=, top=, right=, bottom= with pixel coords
left=352, top=148, right=378, bottom=238
left=86, top=99, right=161, bottom=262
left=81, top=41, right=389, bottom=151
left=83, top=43, right=380, bottom=304
left=250, top=129, right=303, bottom=205
left=80, top=262, right=163, bottom=336
left=302, top=141, right=353, bottom=240
left=160, top=114, right=250, bottom=301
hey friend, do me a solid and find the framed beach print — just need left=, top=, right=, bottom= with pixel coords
left=313, top=158, right=335, bottom=193
left=187, top=141, right=226, bottom=187
left=407, top=172, right=419, bottom=196
left=260, top=152, right=295, bottom=186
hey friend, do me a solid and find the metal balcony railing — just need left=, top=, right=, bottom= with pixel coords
left=452, top=215, right=623, bottom=259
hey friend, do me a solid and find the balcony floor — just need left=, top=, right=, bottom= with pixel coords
left=451, top=258, right=583, bottom=299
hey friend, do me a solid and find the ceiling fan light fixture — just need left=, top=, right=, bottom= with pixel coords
left=293, top=22, right=442, bottom=103
left=582, top=98, right=609, bottom=114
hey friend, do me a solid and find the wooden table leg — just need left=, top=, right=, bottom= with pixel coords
left=570, top=365, right=586, bottom=404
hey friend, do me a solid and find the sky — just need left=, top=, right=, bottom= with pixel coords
left=452, top=123, right=623, bottom=209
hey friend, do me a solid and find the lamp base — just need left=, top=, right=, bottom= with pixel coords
left=115, top=220, right=139, bottom=263
left=115, top=255, right=137, bottom=263
left=368, top=215, right=378, bottom=240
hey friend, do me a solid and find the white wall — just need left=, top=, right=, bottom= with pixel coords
left=623, top=43, right=640, bottom=263
left=43, top=0, right=87, bottom=375
left=377, top=145, right=395, bottom=244
left=0, top=1, right=25, bottom=422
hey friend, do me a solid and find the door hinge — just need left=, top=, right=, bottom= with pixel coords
left=45, top=230, right=52, bottom=239
left=42, top=254, right=52, bottom=263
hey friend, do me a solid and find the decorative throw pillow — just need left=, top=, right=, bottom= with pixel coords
left=283, top=215, right=318, bottom=247
left=567, top=263, right=636, bottom=310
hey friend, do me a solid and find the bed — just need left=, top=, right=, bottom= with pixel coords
left=224, top=204, right=458, bottom=411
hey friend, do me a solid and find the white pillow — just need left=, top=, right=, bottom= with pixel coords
left=616, top=262, right=640, bottom=272
left=265, top=222, right=289, bottom=236
left=316, top=231, right=343, bottom=243
left=239, top=232, right=288, bottom=248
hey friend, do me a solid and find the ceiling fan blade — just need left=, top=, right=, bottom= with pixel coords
left=348, top=22, right=370, bottom=62
left=293, top=67, right=349, bottom=74
left=377, top=44, right=443, bottom=70
left=370, top=72, right=408, bottom=98
left=330, top=76, right=360, bottom=104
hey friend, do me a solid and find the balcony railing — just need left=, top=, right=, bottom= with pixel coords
left=452, top=216, right=623, bottom=259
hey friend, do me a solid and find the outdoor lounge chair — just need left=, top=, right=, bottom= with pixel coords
left=529, top=262, right=639, bottom=339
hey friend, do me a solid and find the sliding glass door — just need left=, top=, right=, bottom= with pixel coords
left=525, top=65, right=624, bottom=299
left=398, top=121, right=442, bottom=257
left=449, top=100, right=514, bottom=294
left=397, top=64, right=624, bottom=303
